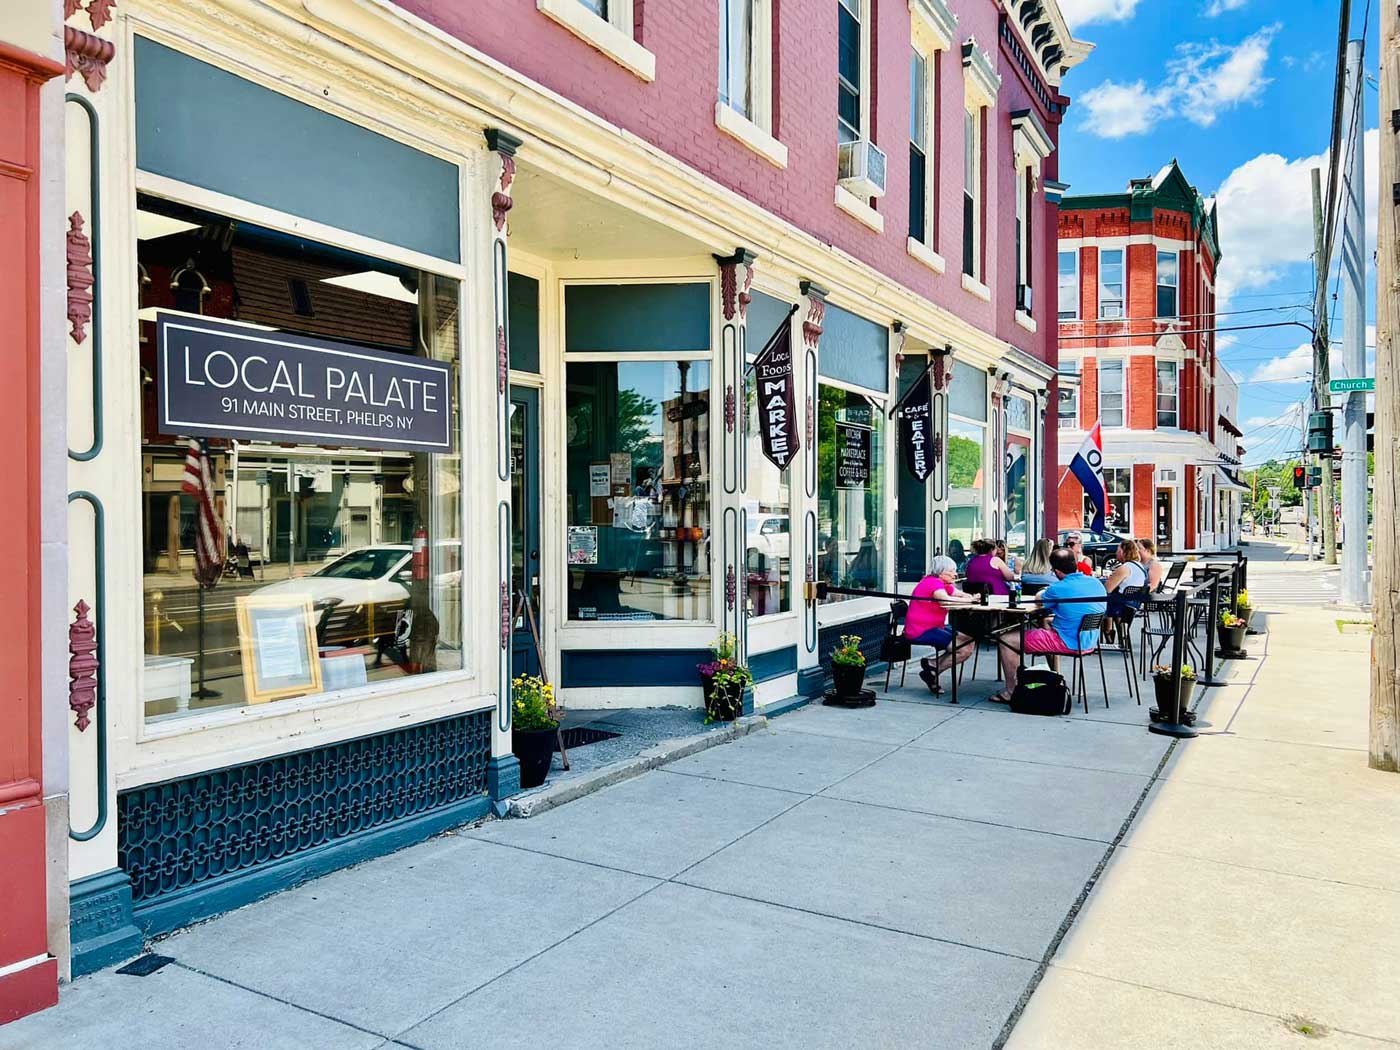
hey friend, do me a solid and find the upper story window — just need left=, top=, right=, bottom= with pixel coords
left=1058, top=250, right=1079, bottom=320
left=962, top=107, right=981, bottom=279
left=1009, top=110, right=1052, bottom=318
left=838, top=0, right=864, bottom=143
left=909, top=50, right=930, bottom=244
left=1058, top=361, right=1079, bottom=429
left=1099, top=248, right=1124, bottom=319
left=1157, top=249, right=1179, bottom=318
left=538, top=0, right=654, bottom=81
left=1098, top=358, right=1124, bottom=427
left=714, top=0, right=783, bottom=165
left=720, top=0, right=754, bottom=118
left=1156, top=359, right=1179, bottom=428
left=1015, top=169, right=1031, bottom=311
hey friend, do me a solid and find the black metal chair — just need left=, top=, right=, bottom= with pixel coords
left=880, top=600, right=914, bottom=691
left=1160, top=560, right=1187, bottom=592
left=1061, top=612, right=1110, bottom=713
left=1139, top=594, right=1203, bottom=677
left=1108, top=587, right=1148, bottom=705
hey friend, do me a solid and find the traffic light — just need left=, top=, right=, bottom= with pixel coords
left=1307, top=411, right=1334, bottom=454
left=1308, top=465, right=1322, bottom=488
left=1293, top=465, right=1306, bottom=489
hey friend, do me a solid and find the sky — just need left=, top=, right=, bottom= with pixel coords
left=1055, top=0, right=1378, bottom=465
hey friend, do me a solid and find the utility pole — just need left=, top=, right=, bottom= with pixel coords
left=1312, top=169, right=1338, bottom=564
left=1340, top=38, right=1369, bottom=605
left=1373, top=0, right=1399, bottom=772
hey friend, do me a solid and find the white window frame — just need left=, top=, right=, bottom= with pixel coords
left=1058, top=249, right=1079, bottom=320
left=959, top=39, right=999, bottom=293
left=537, top=0, right=655, bottom=82
left=1098, top=357, right=1124, bottom=428
left=1157, top=249, right=1178, bottom=319
left=1087, top=466, right=1133, bottom=533
left=962, top=105, right=982, bottom=283
left=906, top=0, right=955, bottom=268
left=1057, top=362, right=1079, bottom=430
left=837, top=0, right=872, bottom=145
left=716, top=0, right=786, bottom=167
left=1156, top=358, right=1179, bottom=429
left=1099, top=248, right=1124, bottom=319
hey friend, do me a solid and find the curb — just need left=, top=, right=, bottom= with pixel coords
left=504, top=714, right=770, bottom=819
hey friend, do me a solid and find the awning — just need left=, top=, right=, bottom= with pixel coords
left=1213, top=467, right=1250, bottom=493
left=1218, top=414, right=1243, bottom=438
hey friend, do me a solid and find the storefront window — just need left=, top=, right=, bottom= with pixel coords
left=1005, top=394, right=1033, bottom=555
left=137, top=195, right=462, bottom=723
left=817, top=385, right=885, bottom=601
left=947, top=419, right=985, bottom=562
left=565, top=360, right=711, bottom=621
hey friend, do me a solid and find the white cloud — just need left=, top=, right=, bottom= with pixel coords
left=1205, top=0, right=1249, bottom=16
left=1212, top=128, right=1379, bottom=304
left=1080, top=25, right=1280, bottom=138
left=1058, top=0, right=1141, bottom=30
left=1249, top=343, right=1313, bottom=384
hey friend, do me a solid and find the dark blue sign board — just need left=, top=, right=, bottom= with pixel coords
left=156, top=313, right=454, bottom=453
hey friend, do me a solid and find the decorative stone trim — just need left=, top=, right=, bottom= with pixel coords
left=961, top=273, right=991, bottom=302
left=932, top=345, right=953, bottom=393
left=69, top=599, right=98, bottom=731
left=910, top=0, right=957, bottom=52
left=64, top=0, right=82, bottom=18
left=536, top=0, right=655, bottom=82
left=1011, top=107, right=1054, bottom=178
left=67, top=211, right=94, bottom=343
left=88, top=0, right=117, bottom=31
left=1015, top=309, right=1038, bottom=334
left=907, top=236, right=946, bottom=274
left=65, top=25, right=113, bottom=92
left=961, top=37, right=1001, bottom=110
left=834, top=185, right=883, bottom=233
left=714, top=103, right=788, bottom=168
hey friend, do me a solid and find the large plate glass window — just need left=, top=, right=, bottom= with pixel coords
left=1004, top=394, right=1033, bottom=555
left=1099, top=248, right=1124, bottom=319
left=817, top=386, right=885, bottom=601
left=137, top=195, right=462, bottom=723
left=565, top=360, right=711, bottom=621
left=744, top=293, right=792, bottom=616
left=1098, top=358, right=1124, bottom=427
left=947, top=363, right=987, bottom=565
left=1087, top=467, right=1132, bottom=533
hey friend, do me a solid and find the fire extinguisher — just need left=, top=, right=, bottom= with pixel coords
left=412, top=526, right=429, bottom=581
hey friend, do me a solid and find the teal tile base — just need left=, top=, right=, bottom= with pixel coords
left=488, top=753, right=521, bottom=804
left=797, top=667, right=826, bottom=697
left=69, top=869, right=144, bottom=977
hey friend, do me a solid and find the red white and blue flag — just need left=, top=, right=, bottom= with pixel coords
left=1067, top=421, right=1107, bottom=533
left=182, top=438, right=224, bottom=588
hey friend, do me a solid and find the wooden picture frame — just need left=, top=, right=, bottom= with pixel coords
left=235, top=594, right=323, bottom=704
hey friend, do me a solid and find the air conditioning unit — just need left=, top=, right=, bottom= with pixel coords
left=837, top=139, right=887, bottom=199
left=1100, top=301, right=1123, bottom=320
left=1017, top=283, right=1033, bottom=313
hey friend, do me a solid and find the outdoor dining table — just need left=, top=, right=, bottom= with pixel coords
left=943, top=594, right=1047, bottom=704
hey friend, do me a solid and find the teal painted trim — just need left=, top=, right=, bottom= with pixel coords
left=564, top=283, right=710, bottom=352
left=560, top=648, right=710, bottom=688
left=749, top=644, right=797, bottom=683
left=508, top=273, right=540, bottom=373
left=816, top=303, right=888, bottom=390
left=131, top=795, right=492, bottom=940
left=797, top=666, right=826, bottom=697
left=760, top=692, right=815, bottom=718
left=69, top=869, right=143, bottom=977
left=488, top=754, right=520, bottom=802
left=68, top=490, right=107, bottom=842
left=67, top=94, right=103, bottom=462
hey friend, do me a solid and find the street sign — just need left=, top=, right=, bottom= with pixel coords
left=1329, top=377, right=1375, bottom=393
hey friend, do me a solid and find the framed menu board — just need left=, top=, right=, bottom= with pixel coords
left=235, top=595, right=324, bottom=704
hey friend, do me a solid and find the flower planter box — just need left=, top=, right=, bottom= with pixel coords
left=702, top=678, right=745, bottom=723
left=832, top=661, right=867, bottom=698
left=1151, top=674, right=1195, bottom=724
left=512, top=726, right=557, bottom=789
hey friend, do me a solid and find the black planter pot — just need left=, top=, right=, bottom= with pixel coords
left=702, top=678, right=745, bottom=722
left=832, top=661, right=867, bottom=698
left=1218, top=624, right=1247, bottom=654
left=512, top=726, right=557, bottom=789
left=1152, top=675, right=1195, bottom=723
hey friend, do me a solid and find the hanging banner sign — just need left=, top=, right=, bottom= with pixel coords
left=751, top=310, right=800, bottom=471
left=899, top=371, right=933, bottom=483
left=834, top=421, right=872, bottom=490
left=156, top=312, right=454, bottom=453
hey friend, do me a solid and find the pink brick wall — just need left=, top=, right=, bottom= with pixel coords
left=404, top=0, right=1060, bottom=367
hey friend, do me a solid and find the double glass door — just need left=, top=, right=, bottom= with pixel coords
left=510, top=387, right=543, bottom=676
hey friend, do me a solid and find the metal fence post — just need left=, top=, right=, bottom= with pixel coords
left=1150, top=587, right=1197, bottom=737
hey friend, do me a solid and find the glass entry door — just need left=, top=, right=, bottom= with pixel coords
left=510, top=387, right=543, bottom=676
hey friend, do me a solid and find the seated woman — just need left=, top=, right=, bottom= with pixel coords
left=964, top=538, right=1014, bottom=596
left=1137, top=537, right=1168, bottom=591
left=904, top=555, right=975, bottom=692
left=1102, top=538, right=1149, bottom=642
left=1019, top=538, right=1058, bottom=589
left=946, top=538, right=967, bottom=571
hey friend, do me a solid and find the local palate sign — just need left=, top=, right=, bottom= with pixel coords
left=156, top=313, right=453, bottom=453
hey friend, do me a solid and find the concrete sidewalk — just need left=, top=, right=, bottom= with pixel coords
left=4, top=639, right=1176, bottom=1050
left=1006, top=542, right=1398, bottom=1049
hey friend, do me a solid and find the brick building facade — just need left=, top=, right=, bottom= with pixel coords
left=1056, top=161, right=1244, bottom=551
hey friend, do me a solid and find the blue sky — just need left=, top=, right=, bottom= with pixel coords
left=1056, top=0, right=1378, bottom=464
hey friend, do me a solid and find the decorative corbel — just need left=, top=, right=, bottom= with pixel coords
left=65, top=26, right=114, bottom=93
left=87, top=0, right=117, bottom=31
left=67, top=212, right=94, bottom=343
left=69, top=600, right=98, bottom=732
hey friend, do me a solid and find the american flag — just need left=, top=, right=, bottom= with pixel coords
left=181, top=438, right=224, bottom=588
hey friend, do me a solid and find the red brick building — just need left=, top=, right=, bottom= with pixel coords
left=1056, top=162, right=1244, bottom=551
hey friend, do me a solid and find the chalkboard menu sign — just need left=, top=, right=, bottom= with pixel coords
left=834, top=421, right=872, bottom=490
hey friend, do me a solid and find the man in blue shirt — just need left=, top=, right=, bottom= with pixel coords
left=994, top=547, right=1107, bottom=700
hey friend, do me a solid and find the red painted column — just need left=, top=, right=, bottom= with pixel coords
left=0, top=40, right=63, bottom=1024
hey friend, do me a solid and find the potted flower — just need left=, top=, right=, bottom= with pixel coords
left=830, top=634, right=868, bottom=698
left=1151, top=664, right=1197, bottom=724
left=511, top=674, right=559, bottom=789
left=1234, top=588, right=1254, bottom=628
left=698, top=633, right=751, bottom=723
left=1218, top=610, right=1248, bottom=653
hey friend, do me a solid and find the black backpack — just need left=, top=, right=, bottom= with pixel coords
left=1009, top=668, right=1070, bottom=716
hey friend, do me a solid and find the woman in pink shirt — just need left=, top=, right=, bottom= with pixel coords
left=906, top=555, right=976, bottom=692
